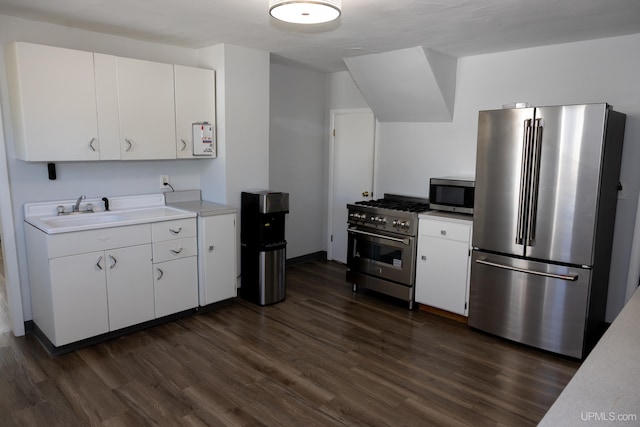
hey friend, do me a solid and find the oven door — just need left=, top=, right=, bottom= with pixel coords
left=347, top=226, right=415, bottom=285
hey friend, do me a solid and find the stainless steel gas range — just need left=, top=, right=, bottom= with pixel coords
left=346, top=194, right=429, bottom=309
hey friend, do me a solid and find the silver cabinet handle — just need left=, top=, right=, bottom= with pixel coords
left=124, top=138, right=133, bottom=152
left=170, top=247, right=183, bottom=255
left=156, top=268, right=164, bottom=280
left=209, top=245, right=215, bottom=252
left=475, top=259, right=578, bottom=281
left=180, top=139, right=188, bottom=151
left=421, top=255, right=427, bottom=261
left=89, top=137, right=97, bottom=152
left=169, top=227, right=182, bottom=235
left=96, top=255, right=103, bottom=270
left=109, top=254, right=117, bottom=269
left=440, top=230, right=447, bottom=236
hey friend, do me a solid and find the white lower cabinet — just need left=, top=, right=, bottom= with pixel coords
left=105, top=244, right=155, bottom=331
left=151, top=218, right=199, bottom=316
left=51, top=244, right=154, bottom=338
left=415, top=215, right=473, bottom=316
left=49, top=251, right=110, bottom=346
left=154, top=256, right=198, bottom=318
left=199, top=213, right=237, bottom=305
left=26, top=217, right=199, bottom=348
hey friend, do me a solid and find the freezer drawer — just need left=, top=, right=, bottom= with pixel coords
left=468, top=251, right=590, bottom=358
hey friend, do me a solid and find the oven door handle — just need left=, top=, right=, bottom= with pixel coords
left=348, top=228, right=410, bottom=245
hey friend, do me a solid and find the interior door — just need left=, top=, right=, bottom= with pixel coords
left=330, top=110, right=375, bottom=263
left=525, top=104, right=606, bottom=265
left=473, top=107, right=535, bottom=256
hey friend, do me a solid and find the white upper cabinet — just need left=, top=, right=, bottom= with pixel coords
left=6, top=42, right=216, bottom=162
left=6, top=42, right=101, bottom=161
left=174, top=65, right=216, bottom=158
left=117, top=57, right=176, bottom=160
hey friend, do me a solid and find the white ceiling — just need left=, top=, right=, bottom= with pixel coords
left=0, top=0, right=639, bottom=72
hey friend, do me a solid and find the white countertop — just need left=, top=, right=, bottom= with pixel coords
left=539, top=286, right=640, bottom=425
left=418, top=210, right=474, bottom=224
left=166, top=200, right=237, bottom=217
left=164, top=190, right=237, bottom=216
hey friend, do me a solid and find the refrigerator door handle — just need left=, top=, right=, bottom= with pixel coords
left=475, top=259, right=579, bottom=281
left=526, top=118, right=543, bottom=245
left=516, top=119, right=533, bottom=245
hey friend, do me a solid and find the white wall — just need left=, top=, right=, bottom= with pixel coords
left=221, top=45, right=270, bottom=209
left=327, top=71, right=369, bottom=110
left=270, top=61, right=326, bottom=258
left=335, top=34, right=640, bottom=321
left=197, top=43, right=271, bottom=208
left=196, top=44, right=228, bottom=204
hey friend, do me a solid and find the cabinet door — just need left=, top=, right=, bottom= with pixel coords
left=200, top=214, right=237, bottom=305
left=174, top=65, right=216, bottom=158
left=419, top=237, right=470, bottom=315
left=6, top=42, right=100, bottom=161
left=416, top=219, right=472, bottom=316
left=49, top=252, right=109, bottom=346
left=105, top=244, right=154, bottom=331
left=154, top=256, right=198, bottom=317
left=93, top=53, right=121, bottom=160
left=117, top=57, right=176, bottom=160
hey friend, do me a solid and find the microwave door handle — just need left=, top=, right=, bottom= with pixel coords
left=348, top=228, right=410, bottom=245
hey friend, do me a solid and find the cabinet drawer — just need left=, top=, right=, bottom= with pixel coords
left=152, top=218, right=196, bottom=241
left=421, top=219, right=471, bottom=243
left=48, top=224, right=151, bottom=258
left=153, top=237, right=197, bottom=263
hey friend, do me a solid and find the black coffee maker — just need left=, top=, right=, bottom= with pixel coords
left=240, top=191, right=289, bottom=305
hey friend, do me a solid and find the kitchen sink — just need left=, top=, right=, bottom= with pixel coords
left=25, top=205, right=195, bottom=234
left=40, top=213, right=127, bottom=228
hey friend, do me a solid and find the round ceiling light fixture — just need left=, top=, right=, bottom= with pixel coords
left=269, top=0, right=342, bottom=24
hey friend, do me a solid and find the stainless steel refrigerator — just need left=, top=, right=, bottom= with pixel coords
left=468, top=103, right=626, bottom=359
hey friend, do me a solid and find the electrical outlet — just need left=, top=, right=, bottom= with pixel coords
left=160, top=175, right=170, bottom=188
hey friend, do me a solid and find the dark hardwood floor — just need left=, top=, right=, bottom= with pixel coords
left=0, top=260, right=579, bottom=426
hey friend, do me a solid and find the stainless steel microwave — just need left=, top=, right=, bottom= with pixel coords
left=429, top=177, right=475, bottom=214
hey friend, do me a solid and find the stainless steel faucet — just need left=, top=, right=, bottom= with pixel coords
left=73, top=195, right=86, bottom=212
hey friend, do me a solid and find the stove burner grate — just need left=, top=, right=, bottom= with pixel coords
left=355, top=199, right=429, bottom=213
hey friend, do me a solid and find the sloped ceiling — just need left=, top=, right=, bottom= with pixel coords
left=344, top=47, right=457, bottom=122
